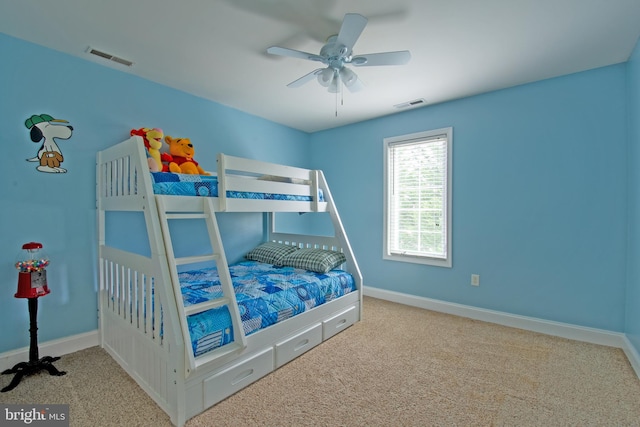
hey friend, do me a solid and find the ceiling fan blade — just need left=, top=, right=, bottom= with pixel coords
left=351, top=50, right=411, bottom=66
left=267, top=46, right=325, bottom=62
left=287, top=68, right=323, bottom=88
left=336, top=13, right=368, bottom=52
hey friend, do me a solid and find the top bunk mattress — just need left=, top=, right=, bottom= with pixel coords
left=151, top=172, right=323, bottom=202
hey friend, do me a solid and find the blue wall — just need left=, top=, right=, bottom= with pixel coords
left=310, top=64, right=629, bottom=332
left=0, top=34, right=310, bottom=353
left=627, top=38, right=640, bottom=354
left=2, top=30, right=639, bottom=358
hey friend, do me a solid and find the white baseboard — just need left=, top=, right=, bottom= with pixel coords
left=0, top=330, right=99, bottom=373
left=621, top=335, right=640, bottom=379
left=3, top=291, right=640, bottom=381
left=364, top=286, right=640, bottom=379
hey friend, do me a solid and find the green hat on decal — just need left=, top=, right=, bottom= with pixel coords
left=25, top=114, right=56, bottom=129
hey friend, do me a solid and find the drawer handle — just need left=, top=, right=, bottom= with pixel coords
left=231, top=368, right=254, bottom=385
left=294, top=339, right=309, bottom=351
left=335, top=319, right=347, bottom=329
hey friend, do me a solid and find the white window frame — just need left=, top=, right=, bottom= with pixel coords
left=383, top=127, right=452, bottom=267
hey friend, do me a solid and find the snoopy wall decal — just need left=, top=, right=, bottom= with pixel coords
left=24, top=114, right=74, bottom=173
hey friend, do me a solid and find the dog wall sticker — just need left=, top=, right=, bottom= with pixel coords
left=24, top=114, right=74, bottom=173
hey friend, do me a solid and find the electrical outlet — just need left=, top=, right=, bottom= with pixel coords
left=471, top=274, right=480, bottom=286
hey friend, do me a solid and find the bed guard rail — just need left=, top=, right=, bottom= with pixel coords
left=217, top=153, right=321, bottom=212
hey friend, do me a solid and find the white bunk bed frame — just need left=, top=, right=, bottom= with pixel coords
left=96, top=136, right=363, bottom=426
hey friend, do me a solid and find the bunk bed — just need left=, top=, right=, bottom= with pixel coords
left=96, top=135, right=362, bottom=426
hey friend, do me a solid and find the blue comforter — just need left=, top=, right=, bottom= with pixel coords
left=179, top=261, right=355, bottom=357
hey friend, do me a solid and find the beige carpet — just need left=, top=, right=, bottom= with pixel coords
left=1, top=297, right=639, bottom=426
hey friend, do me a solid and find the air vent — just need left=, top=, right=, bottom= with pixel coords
left=86, top=47, right=133, bottom=67
left=394, top=98, right=426, bottom=109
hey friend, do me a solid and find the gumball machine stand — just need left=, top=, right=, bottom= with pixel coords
left=1, top=242, right=66, bottom=392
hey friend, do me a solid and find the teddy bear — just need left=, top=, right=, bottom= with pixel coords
left=163, top=136, right=209, bottom=175
left=130, top=127, right=164, bottom=172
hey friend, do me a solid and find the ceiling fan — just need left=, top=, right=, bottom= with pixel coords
left=266, top=13, right=411, bottom=93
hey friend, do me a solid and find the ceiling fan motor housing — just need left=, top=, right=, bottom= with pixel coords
left=320, top=35, right=352, bottom=69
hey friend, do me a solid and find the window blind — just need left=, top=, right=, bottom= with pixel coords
left=388, top=134, right=448, bottom=259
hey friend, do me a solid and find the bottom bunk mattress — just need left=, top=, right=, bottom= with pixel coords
left=179, top=261, right=356, bottom=357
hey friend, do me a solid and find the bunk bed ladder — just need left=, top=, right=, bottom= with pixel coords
left=156, top=196, right=247, bottom=375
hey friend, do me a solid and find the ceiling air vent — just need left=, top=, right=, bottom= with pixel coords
left=86, top=47, right=133, bottom=67
left=394, top=98, right=426, bottom=109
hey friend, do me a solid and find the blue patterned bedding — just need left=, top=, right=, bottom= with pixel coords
left=180, top=261, right=356, bottom=357
left=151, top=172, right=323, bottom=201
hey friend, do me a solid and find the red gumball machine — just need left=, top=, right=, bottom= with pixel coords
left=15, top=242, right=51, bottom=298
left=1, top=242, right=66, bottom=393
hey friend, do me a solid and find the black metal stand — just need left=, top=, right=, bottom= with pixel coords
left=1, top=297, right=66, bottom=392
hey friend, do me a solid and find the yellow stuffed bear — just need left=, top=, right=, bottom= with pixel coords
left=164, top=136, right=209, bottom=175
left=131, top=127, right=163, bottom=172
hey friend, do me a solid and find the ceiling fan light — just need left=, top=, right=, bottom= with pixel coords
left=317, top=68, right=334, bottom=87
left=340, top=67, right=357, bottom=87
left=346, top=78, right=364, bottom=92
left=328, top=72, right=341, bottom=93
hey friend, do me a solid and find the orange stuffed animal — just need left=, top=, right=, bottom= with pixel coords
left=163, top=136, right=209, bottom=175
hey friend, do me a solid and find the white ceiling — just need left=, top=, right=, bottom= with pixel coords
left=2, top=0, right=640, bottom=133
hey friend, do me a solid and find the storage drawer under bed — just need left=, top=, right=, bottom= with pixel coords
left=322, top=304, right=358, bottom=340
left=203, top=347, right=274, bottom=408
left=275, top=323, right=322, bottom=368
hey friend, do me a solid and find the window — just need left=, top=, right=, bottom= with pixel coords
left=383, top=127, right=452, bottom=267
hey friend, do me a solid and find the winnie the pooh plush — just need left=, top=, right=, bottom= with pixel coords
left=164, top=136, right=209, bottom=175
left=130, top=127, right=163, bottom=172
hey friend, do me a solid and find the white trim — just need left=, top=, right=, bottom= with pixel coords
left=0, top=330, right=99, bottom=373
left=2, top=295, right=639, bottom=381
left=364, top=286, right=640, bottom=379
left=621, top=335, right=640, bottom=379
left=383, top=127, right=453, bottom=268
